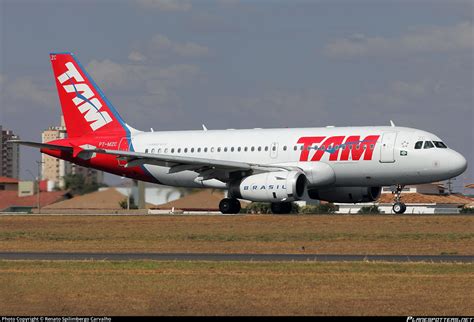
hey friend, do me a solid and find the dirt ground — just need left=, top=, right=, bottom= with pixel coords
left=0, top=214, right=472, bottom=255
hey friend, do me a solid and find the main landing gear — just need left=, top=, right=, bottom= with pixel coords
left=270, top=202, right=293, bottom=214
left=392, top=184, right=407, bottom=214
left=219, top=198, right=241, bottom=214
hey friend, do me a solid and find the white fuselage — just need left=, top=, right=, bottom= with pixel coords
left=129, top=125, right=467, bottom=189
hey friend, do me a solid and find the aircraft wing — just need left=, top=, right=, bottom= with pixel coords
left=9, top=140, right=300, bottom=181
left=86, top=147, right=298, bottom=175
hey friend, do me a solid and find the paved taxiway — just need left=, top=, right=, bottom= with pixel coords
left=0, top=252, right=472, bottom=262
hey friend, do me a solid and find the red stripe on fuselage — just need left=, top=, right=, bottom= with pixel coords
left=41, top=137, right=157, bottom=184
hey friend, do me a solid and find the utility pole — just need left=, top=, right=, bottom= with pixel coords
left=36, top=161, right=44, bottom=214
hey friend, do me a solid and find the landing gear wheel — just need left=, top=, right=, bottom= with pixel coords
left=219, top=198, right=241, bottom=214
left=231, top=198, right=241, bottom=214
left=392, top=202, right=406, bottom=214
left=271, top=202, right=293, bottom=214
left=392, top=184, right=406, bottom=214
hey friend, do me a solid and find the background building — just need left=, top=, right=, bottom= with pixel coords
left=336, top=183, right=472, bottom=214
left=0, top=125, right=20, bottom=179
left=41, top=116, right=103, bottom=189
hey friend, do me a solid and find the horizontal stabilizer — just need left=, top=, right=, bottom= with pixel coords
left=7, top=140, right=73, bottom=152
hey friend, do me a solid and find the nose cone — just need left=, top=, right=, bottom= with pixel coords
left=449, top=151, right=468, bottom=177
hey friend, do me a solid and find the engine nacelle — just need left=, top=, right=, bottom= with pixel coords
left=308, top=186, right=382, bottom=203
left=229, top=171, right=306, bottom=202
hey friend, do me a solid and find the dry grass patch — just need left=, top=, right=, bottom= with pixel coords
left=0, top=215, right=472, bottom=255
left=0, top=260, right=472, bottom=316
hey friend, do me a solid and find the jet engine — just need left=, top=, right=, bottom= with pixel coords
left=229, top=171, right=306, bottom=202
left=308, top=186, right=382, bottom=203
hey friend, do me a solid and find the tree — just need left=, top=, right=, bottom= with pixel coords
left=245, top=202, right=272, bottom=214
left=460, top=207, right=474, bottom=214
left=299, top=203, right=337, bottom=214
left=358, top=205, right=381, bottom=214
left=63, top=174, right=106, bottom=195
left=119, top=195, right=138, bottom=209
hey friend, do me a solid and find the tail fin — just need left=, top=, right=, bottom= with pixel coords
left=50, top=52, right=127, bottom=138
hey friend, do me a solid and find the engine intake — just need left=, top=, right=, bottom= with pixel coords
left=229, top=171, right=306, bottom=202
left=308, top=186, right=381, bottom=203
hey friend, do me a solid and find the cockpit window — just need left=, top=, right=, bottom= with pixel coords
left=414, top=141, right=423, bottom=149
left=433, top=141, right=447, bottom=148
left=423, top=141, right=434, bottom=149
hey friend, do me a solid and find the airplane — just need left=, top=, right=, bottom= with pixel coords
left=10, top=52, right=468, bottom=214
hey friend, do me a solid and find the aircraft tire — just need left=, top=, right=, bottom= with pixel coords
left=271, top=202, right=293, bottom=214
left=231, top=199, right=241, bottom=214
left=219, top=198, right=241, bottom=214
left=393, top=202, right=407, bottom=214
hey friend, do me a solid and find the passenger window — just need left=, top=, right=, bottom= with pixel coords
left=237, top=147, right=241, bottom=152
left=178, top=148, right=181, bottom=153
left=145, top=149, right=149, bottom=153
left=210, top=147, right=214, bottom=152
left=258, top=146, right=261, bottom=152
left=184, top=148, right=188, bottom=153
left=231, top=147, right=234, bottom=152
left=223, top=147, right=227, bottom=152
left=433, top=141, right=447, bottom=148
left=217, top=147, right=221, bottom=152
left=171, top=148, right=174, bottom=153
left=424, top=141, right=434, bottom=149
left=204, top=147, right=208, bottom=153
left=157, top=148, right=161, bottom=153
left=151, top=148, right=155, bottom=153
left=414, top=141, right=423, bottom=149
left=293, top=146, right=297, bottom=151
left=191, top=148, right=194, bottom=153
left=244, top=147, right=248, bottom=152
left=197, top=148, right=201, bottom=153
left=265, top=146, right=268, bottom=151
left=370, top=144, right=374, bottom=150
left=251, top=147, right=255, bottom=152
left=283, top=146, right=287, bottom=151
left=164, top=148, right=168, bottom=153
left=272, top=146, right=277, bottom=151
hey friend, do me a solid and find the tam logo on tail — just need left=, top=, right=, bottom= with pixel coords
left=56, top=60, right=112, bottom=131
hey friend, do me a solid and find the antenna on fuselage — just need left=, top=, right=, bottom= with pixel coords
left=202, top=124, right=208, bottom=131
left=390, top=120, right=396, bottom=127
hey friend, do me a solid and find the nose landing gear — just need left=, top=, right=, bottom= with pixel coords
left=392, top=185, right=407, bottom=214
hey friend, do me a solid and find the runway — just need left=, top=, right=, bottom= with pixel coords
left=0, top=252, right=472, bottom=262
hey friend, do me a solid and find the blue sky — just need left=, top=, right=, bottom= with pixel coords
left=0, top=0, right=472, bottom=190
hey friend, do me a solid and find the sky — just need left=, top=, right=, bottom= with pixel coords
left=0, top=0, right=472, bottom=191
